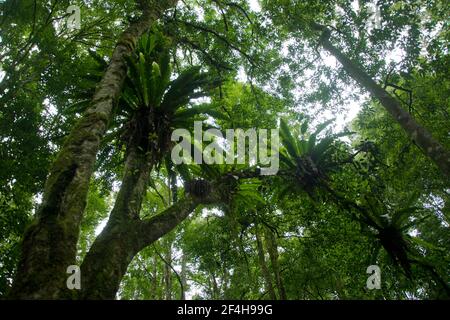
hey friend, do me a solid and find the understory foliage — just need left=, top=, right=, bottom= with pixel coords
left=0, top=0, right=449, bottom=299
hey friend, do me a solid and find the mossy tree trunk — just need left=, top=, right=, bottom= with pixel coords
left=180, top=253, right=187, bottom=300
left=163, top=239, right=173, bottom=300
left=151, top=255, right=159, bottom=299
left=211, top=273, right=219, bottom=299
left=255, top=224, right=277, bottom=300
left=264, top=227, right=286, bottom=300
left=319, top=34, right=450, bottom=178
left=9, top=0, right=178, bottom=299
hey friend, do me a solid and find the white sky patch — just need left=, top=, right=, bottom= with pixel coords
left=385, top=46, right=405, bottom=64
left=281, top=38, right=296, bottom=56
left=423, top=194, right=449, bottom=227
left=319, top=96, right=365, bottom=135
left=29, top=44, right=40, bottom=55
left=322, top=54, right=338, bottom=68
left=237, top=66, right=248, bottom=82
left=94, top=217, right=108, bottom=236
left=112, top=180, right=121, bottom=193
left=33, top=193, right=43, bottom=205
left=408, top=228, right=420, bottom=237
left=186, top=277, right=205, bottom=299
left=193, top=5, right=205, bottom=21
left=201, top=208, right=224, bottom=218
left=190, top=96, right=211, bottom=105
left=43, top=98, right=58, bottom=116
left=248, top=0, right=261, bottom=13
left=351, top=0, right=359, bottom=12
left=32, top=193, right=43, bottom=215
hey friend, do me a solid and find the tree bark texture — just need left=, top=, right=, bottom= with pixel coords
left=9, top=0, right=178, bottom=299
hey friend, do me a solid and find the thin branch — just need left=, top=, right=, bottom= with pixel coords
left=177, top=37, right=233, bottom=71
left=173, top=18, right=256, bottom=67
left=153, top=245, right=185, bottom=300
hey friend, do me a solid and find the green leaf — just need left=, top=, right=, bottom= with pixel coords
left=392, top=207, right=418, bottom=228
left=409, top=237, right=445, bottom=252
left=313, top=118, right=335, bottom=137
left=138, top=52, right=149, bottom=107
left=175, top=105, right=227, bottom=122
left=175, top=163, right=192, bottom=182
left=301, top=121, right=308, bottom=135
left=280, top=119, right=299, bottom=159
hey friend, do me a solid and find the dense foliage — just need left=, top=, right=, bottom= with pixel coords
left=0, top=0, right=449, bottom=299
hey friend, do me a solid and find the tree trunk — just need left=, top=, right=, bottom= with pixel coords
left=150, top=255, right=159, bottom=299
left=264, top=227, right=287, bottom=300
left=163, top=239, right=173, bottom=300
left=211, top=272, right=219, bottom=299
left=79, top=127, right=154, bottom=299
left=180, top=253, right=187, bottom=300
left=9, top=0, right=178, bottom=299
left=221, top=264, right=229, bottom=298
left=80, top=220, right=144, bottom=299
left=319, top=35, right=450, bottom=178
left=255, top=225, right=277, bottom=300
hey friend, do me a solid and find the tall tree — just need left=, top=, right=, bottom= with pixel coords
left=1, top=0, right=449, bottom=301
left=9, top=0, right=179, bottom=299
left=315, top=25, right=450, bottom=178
left=261, top=0, right=450, bottom=178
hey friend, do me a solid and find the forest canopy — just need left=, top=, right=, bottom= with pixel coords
left=0, top=0, right=449, bottom=300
